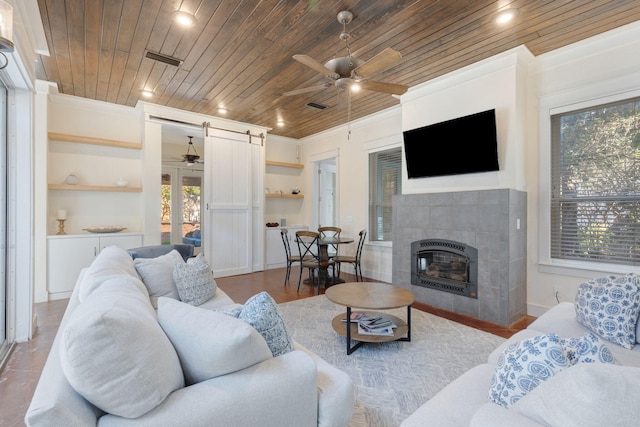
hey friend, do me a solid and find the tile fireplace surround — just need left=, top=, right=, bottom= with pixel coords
left=392, top=189, right=527, bottom=326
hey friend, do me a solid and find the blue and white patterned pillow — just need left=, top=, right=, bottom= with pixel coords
left=225, top=292, right=293, bottom=357
left=575, top=274, right=640, bottom=350
left=489, top=333, right=569, bottom=408
left=562, top=332, right=617, bottom=365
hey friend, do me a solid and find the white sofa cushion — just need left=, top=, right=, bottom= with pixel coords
left=575, top=273, right=640, bottom=350
left=134, top=249, right=185, bottom=308
left=512, top=363, right=640, bottom=427
left=78, top=245, right=146, bottom=302
left=157, top=297, right=273, bottom=385
left=225, top=291, right=294, bottom=357
left=173, top=253, right=217, bottom=306
left=59, top=280, right=184, bottom=418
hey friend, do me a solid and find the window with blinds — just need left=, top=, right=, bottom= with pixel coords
left=369, top=147, right=402, bottom=241
left=551, top=97, right=640, bottom=266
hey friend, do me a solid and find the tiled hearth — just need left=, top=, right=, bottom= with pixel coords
left=392, top=189, right=527, bottom=326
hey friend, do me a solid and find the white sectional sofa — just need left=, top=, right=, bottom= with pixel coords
left=402, top=274, right=640, bottom=427
left=25, top=245, right=354, bottom=427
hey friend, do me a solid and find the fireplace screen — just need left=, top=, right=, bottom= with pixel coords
left=411, top=239, right=478, bottom=298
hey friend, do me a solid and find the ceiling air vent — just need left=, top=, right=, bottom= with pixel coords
left=145, top=50, right=183, bottom=67
left=307, top=102, right=327, bottom=110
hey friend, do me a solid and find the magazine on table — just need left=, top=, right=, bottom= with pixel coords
left=341, top=312, right=397, bottom=336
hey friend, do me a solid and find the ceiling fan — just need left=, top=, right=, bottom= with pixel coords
left=165, top=136, right=203, bottom=166
left=284, top=10, right=409, bottom=99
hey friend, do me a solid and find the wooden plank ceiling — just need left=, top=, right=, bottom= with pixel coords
left=36, top=0, right=640, bottom=139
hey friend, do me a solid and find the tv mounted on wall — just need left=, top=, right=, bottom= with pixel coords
left=403, top=109, right=499, bottom=179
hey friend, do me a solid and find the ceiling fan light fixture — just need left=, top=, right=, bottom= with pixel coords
left=350, top=82, right=361, bottom=93
left=173, top=10, right=196, bottom=27
left=495, top=8, right=519, bottom=24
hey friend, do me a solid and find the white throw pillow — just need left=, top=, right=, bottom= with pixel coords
left=575, top=273, right=640, bottom=349
left=59, top=283, right=184, bottom=418
left=134, top=249, right=185, bottom=308
left=78, top=245, right=145, bottom=302
left=226, top=292, right=294, bottom=357
left=157, top=297, right=272, bottom=385
left=513, top=363, right=640, bottom=427
left=173, top=253, right=217, bottom=306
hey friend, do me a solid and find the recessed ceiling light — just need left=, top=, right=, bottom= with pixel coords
left=495, top=8, right=518, bottom=24
left=140, top=90, right=154, bottom=98
left=277, top=119, right=285, bottom=127
left=173, top=10, right=196, bottom=27
left=218, top=107, right=228, bottom=115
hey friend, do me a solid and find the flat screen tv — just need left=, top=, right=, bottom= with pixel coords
left=403, top=109, right=499, bottom=179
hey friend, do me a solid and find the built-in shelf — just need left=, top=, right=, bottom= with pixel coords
left=265, top=160, right=304, bottom=169
left=266, top=193, right=303, bottom=199
left=48, top=132, right=142, bottom=150
left=48, top=184, right=143, bottom=193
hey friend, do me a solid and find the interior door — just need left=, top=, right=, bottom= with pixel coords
left=204, top=128, right=264, bottom=277
left=316, top=157, right=337, bottom=227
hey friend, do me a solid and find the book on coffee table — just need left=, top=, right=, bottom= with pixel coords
left=357, top=322, right=395, bottom=336
left=341, top=312, right=397, bottom=336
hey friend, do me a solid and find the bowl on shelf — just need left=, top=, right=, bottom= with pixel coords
left=266, top=222, right=279, bottom=227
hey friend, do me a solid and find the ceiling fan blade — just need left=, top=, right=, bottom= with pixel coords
left=353, top=47, right=402, bottom=78
left=283, top=84, right=330, bottom=96
left=360, top=80, right=408, bottom=95
left=293, top=54, right=339, bottom=78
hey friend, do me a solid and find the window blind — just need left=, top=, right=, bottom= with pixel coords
left=550, top=97, right=640, bottom=266
left=369, top=148, right=402, bottom=241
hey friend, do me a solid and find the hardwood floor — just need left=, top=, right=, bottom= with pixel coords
left=0, top=266, right=534, bottom=426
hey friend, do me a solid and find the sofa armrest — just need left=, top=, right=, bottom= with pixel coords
left=470, top=403, right=543, bottom=427
left=98, top=350, right=320, bottom=427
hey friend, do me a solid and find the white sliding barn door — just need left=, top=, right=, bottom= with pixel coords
left=204, top=128, right=264, bottom=277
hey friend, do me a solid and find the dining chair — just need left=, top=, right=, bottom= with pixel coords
left=295, top=230, right=336, bottom=294
left=334, top=229, right=367, bottom=282
left=318, top=226, right=342, bottom=259
left=281, top=228, right=307, bottom=286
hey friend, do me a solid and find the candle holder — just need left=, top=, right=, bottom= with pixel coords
left=56, top=219, right=67, bottom=235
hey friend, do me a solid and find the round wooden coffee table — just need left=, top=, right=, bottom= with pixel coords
left=325, top=282, right=415, bottom=354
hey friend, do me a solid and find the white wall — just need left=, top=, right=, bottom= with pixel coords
left=265, top=134, right=305, bottom=226
left=402, top=46, right=532, bottom=194
left=526, top=21, right=640, bottom=315
left=301, top=107, right=403, bottom=283
left=46, top=94, right=145, bottom=235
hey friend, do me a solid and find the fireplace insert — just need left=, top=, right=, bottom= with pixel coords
left=411, top=239, right=478, bottom=298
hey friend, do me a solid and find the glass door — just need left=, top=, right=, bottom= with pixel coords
left=161, top=168, right=204, bottom=254
left=0, top=80, right=7, bottom=360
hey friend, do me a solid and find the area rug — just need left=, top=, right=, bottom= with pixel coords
left=278, top=295, right=505, bottom=427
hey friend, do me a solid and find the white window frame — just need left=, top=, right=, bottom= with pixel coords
left=539, top=86, right=640, bottom=278
left=368, top=143, right=402, bottom=245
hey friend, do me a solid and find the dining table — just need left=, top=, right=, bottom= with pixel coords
left=315, top=235, right=354, bottom=287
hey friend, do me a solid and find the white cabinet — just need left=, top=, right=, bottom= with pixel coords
left=265, top=226, right=308, bottom=270
left=47, top=233, right=143, bottom=299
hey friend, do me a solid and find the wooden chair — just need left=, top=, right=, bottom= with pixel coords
left=318, top=226, right=342, bottom=259
left=295, top=230, right=336, bottom=294
left=334, top=229, right=367, bottom=282
left=280, top=228, right=308, bottom=286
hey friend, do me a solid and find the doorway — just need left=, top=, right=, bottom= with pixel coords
left=315, top=156, right=337, bottom=228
